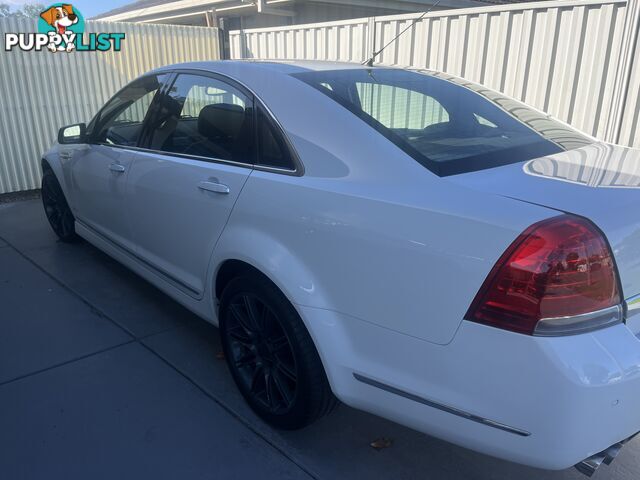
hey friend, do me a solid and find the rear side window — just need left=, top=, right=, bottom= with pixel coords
left=257, top=107, right=295, bottom=170
left=292, top=69, right=592, bottom=176
left=148, top=74, right=253, bottom=163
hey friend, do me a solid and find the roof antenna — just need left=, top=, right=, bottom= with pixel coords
left=362, top=0, right=444, bottom=67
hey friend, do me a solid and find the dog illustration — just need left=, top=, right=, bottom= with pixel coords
left=40, top=5, right=78, bottom=52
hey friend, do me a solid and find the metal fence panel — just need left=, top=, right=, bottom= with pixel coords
left=0, top=18, right=220, bottom=194
left=615, top=0, right=640, bottom=147
left=619, top=35, right=640, bottom=147
left=230, top=0, right=638, bottom=148
left=230, top=17, right=371, bottom=63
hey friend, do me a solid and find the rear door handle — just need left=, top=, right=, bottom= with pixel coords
left=109, top=163, right=126, bottom=173
left=198, top=181, right=230, bottom=194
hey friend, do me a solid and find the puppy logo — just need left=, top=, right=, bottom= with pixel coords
left=39, top=4, right=80, bottom=52
left=40, top=5, right=78, bottom=35
left=3, top=4, right=125, bottom=53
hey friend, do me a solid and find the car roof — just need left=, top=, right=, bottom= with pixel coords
left=150, top=59, right=394, bottom=77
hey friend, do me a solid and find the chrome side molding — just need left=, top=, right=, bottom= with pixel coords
left=352, top=373, right=531, bottom=437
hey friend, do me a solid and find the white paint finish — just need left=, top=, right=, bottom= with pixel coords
left=0, top=18, right=220, bottom=194
left=447, top=142, right=640, bottom=304
left=301, top=304, right=640, bottom=470
left=125, top=150, right=252, bottom=297
left=66, top=144, right=137, bottom=253
left=221, top=168, right=551, bottom=345
left=193, top=62, right=557, bottom=344
left=43, top=60, right=640, bottom=471
left=75, top=219, right=214, bottom=321
left=229, top=0, right=638, bottom=149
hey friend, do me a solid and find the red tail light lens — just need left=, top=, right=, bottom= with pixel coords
left=466, top=215, right=622, bottom=335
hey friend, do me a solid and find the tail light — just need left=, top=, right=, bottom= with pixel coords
left=466, top=214, right=623, bottom=336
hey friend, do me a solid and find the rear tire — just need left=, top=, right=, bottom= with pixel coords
left=219, top=274, right=337, bottom=430
left=41, top=170, right=78, bottom=243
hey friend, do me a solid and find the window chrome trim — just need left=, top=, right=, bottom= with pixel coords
left=533, top=305, right=624, bottom=337
left=95, top=142, right=256, bottom=170
left=87, top=67, right=304, bottom=176
left=161, top=68, right=305, bottom=177
left=352, top=373, right=531, bottom=437
left=94, top=143, right=301, bottom=176
left=93, top=143, right=303, bottom=177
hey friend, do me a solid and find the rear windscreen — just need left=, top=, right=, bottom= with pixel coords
left=291, top=69, right=592, bottom=176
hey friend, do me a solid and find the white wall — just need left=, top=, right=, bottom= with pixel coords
left=230, top=0, right=640, bottom=149
left=0, top=19, right=220, bottom=194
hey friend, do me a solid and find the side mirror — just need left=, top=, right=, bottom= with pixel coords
left=58, top=123, right=87, bottom=145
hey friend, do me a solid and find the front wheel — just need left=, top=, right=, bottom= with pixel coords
left=219, top=275, right=336, bottom=430
left=41, top=170, right=78, bottom=242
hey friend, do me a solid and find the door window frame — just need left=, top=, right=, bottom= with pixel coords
left=84, top=69, right=305, bottom=177
left=144, top=69, right=304, bottom=176
left=87, top=73, right=169, bottom=150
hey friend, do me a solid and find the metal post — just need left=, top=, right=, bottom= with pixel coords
left=366, top=16, right=376, bottom=63
left=605, top=0, right=640, bottom=145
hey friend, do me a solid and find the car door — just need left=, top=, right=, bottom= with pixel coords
left=66, top=73, right=168, bottom=251
left=125, top=72, right=254, bottom=298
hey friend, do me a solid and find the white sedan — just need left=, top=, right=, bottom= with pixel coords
left=42, top=60, right=640, bottom=476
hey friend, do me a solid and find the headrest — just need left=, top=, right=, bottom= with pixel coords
left=198, top=103, right=245, bottom=139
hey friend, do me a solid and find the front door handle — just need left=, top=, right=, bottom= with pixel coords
left=109, top=163, right=126, bottom=173
left=198, top=181, right=230, bottom=194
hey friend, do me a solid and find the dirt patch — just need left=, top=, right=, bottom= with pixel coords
left=0, top=189, right=41, bottom=204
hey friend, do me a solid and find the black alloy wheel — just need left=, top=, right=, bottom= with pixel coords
left=226, top=292, right=298, bottom=414
left=220, top=275, right=337, bottom=430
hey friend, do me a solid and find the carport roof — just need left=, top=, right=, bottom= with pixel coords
left=94, top=0, right=530, bottom=22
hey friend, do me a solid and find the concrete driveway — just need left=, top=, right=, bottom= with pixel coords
left=1, top=197, right=639, bottom=480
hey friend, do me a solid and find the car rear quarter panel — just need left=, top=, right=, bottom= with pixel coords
left=216, top=168, right=556, bottom=345
left=206, top=65, right=559, bottom=345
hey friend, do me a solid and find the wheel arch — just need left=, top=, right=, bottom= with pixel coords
left=41, top=157, right=54, bottom=173
left=215, top=259, right=273, bottom=302
left=209, top=236, right=338, bottom=395
left=41, top=154, right=69, bottom=198
left=209, top=225, right=332, bottom=313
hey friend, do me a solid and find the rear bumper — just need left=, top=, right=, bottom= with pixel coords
left=299, top=305, right=640, bottom=470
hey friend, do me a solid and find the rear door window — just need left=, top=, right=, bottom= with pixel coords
left=148, top=74, right=254, bottom=163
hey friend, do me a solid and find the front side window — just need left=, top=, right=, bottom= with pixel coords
left=148, top=74, right=253, bottom=163
left=292, top=69, right=592, bottom=176
left=91, top=74, right=167, bottom=147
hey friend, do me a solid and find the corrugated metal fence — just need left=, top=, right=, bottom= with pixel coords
left=230, top=0, right=640, bottom=149
left=0, top=19, right=220, bottom=194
